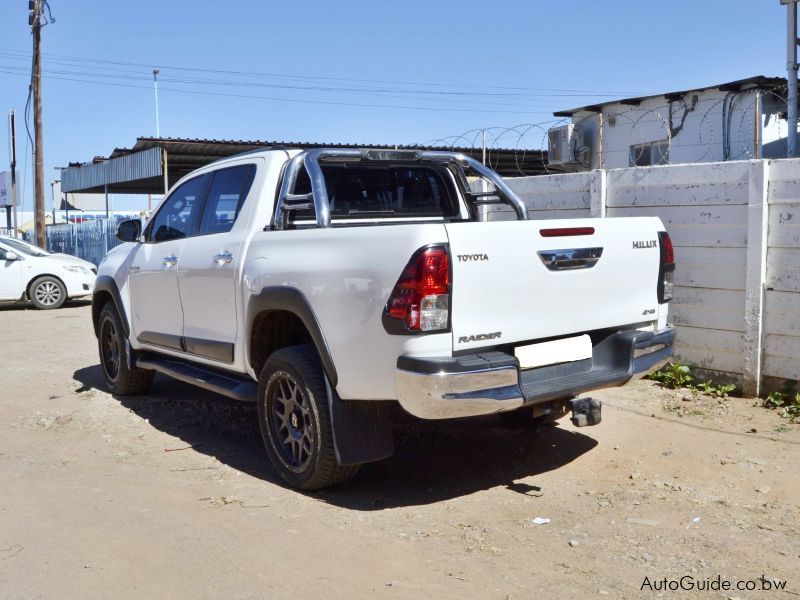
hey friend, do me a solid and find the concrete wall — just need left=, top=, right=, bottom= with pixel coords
left=506, top=158, right=800, bottom=394
left=763, top=161, right=800, bottom=382
left=504, top=171, right=593, bottom=219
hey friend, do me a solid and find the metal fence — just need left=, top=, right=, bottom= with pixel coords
left=23, top=219, right=128, bottom=266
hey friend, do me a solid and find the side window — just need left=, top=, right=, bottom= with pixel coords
left=146, top=175, right=209, bottom=243
left=0, top=248, right=6, bottom=260
left=198, top=165, right=256, bottom=236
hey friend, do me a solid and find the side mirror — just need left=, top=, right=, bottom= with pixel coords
left=116, top=219, right=142, bottom=243
left=3, top=251, right=20, bottom=261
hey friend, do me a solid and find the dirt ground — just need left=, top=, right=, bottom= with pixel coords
left=1, top=302, right=799, bottom=599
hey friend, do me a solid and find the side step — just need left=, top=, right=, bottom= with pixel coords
left=136, top=353, right=257, bottom=402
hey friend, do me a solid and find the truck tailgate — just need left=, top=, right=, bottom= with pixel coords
left=444, top=217, right=664, bottom=351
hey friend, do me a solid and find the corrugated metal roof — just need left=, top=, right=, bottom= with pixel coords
left=64, top=137, right=550, bottom=193
left=61, top=147, right=162, bottom=193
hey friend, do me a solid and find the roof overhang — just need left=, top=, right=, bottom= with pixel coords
left=61, top=137, right=551, bottom=193
left=61, top=147, right=163, bottom=194
left=554, top=75, right=786, bottom=118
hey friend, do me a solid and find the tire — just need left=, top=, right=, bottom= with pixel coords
left=29, top=276, right=66, bottom=310
left=97, top=302, right=154, bottom=395
left=257, top=344, right=358, bottom=490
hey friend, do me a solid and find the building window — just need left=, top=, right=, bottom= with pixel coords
left=629, top=140, right=670, bottom=166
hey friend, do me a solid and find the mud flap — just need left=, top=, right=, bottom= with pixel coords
left=570, top=397, right=602, bottom=427
left=325, top=379, right=395, bottom=466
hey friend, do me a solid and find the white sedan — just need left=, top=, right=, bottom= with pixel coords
left=0, top=236, right=97, bottom=309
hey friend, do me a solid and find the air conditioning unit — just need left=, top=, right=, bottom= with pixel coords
left=547, top=124, right=576, bottom=166
left=547, top=124, right=592, bottom=169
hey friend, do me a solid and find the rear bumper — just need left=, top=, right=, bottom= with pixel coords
left=395, top=325, right=675, bottom=419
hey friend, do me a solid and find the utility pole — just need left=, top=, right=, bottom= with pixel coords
left=783, top=0, right=799, bottom=157
left=30, top=0, right=46, bottom=248
left=7, top=111, right=18, bottom=237
left=50, top=179, right=56, bottom=222
left=153, top=68, right=161, bottom=137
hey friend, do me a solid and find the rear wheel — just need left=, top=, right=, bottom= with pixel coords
left=98, top=303, right=154, bottom=395
left=29, top=276, right=66, bottom=310
left=257, top=345, right=358, bottom=490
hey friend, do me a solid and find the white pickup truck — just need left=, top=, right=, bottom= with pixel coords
left=93, top=148, right=675, bottom=489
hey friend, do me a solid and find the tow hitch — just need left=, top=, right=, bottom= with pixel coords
left=570, top=397, right=602, bottom=427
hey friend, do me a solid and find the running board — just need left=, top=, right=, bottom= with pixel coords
left=136, top=353, right=257, bottom=402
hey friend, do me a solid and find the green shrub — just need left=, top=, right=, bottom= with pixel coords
left=764, top=381, right=800, bottom=422
left=646, top=362, right=694, bottom=389
left=646, top=362, right=735, bottom=397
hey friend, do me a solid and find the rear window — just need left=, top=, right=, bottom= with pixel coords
left=292, top=163, right=460, bottom=221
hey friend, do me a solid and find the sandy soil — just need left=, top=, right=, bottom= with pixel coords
left=1, top=302, right=798, bottom=599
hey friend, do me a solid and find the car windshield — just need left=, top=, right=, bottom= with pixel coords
left=0, top=237, right=50, bottom=257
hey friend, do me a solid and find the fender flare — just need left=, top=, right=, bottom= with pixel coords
left=92, top=275, right=130, bottom=338
left=246, top=287, right=338, bottom=387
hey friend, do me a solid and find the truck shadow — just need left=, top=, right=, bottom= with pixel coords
left=73, top=364, right=598, bottom=510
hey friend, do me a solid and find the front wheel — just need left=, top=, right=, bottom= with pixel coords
left=98, top=303, right=154, bottom=395
left=257, top=345, right=358, bottom=490
left=29, top=276, right=66, bottom=309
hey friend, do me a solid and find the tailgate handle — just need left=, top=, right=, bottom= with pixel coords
left=538, top=247, right=603, bottom=271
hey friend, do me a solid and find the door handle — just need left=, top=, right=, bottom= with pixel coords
left=213, top=251, right=233, bottom=266
left=162, top=255, right=178, bottom=268
left=537, top=248, right=603, bottom=271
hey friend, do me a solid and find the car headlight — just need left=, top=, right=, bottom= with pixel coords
left=63, top=265, right=92, bottom=275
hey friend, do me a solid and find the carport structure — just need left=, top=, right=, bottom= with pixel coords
left=59, top=137, right=550, bottom=196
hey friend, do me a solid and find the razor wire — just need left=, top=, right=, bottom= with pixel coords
left=423, top=85, right=793, bottom=175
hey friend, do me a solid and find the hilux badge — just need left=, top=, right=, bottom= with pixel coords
left=633, top=240, right=657, bottom=249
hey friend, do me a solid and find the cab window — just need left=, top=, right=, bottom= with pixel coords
left=146, top=175, right=209, bottom=243
left=198, top=165, right=256, bottom=235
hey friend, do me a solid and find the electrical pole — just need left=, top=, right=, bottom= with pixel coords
left=153, top=68, right=161, bottom=137
left=30, top=0, right=46, bottom=248
left=783, top=0, right=799, bottom=157
left=7, top=111, right=18, bottom=237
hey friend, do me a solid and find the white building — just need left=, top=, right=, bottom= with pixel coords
left=548, top=76, right=792, bottom=171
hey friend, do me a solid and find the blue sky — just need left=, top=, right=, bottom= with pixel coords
left=0, top=0, right=791, bottom=211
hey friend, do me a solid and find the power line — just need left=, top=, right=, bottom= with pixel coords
left=0, top=47, right=652, bottom=98
left=0, top=63, right=592, bottom=110
left=0, top=68, right=556, bottom=114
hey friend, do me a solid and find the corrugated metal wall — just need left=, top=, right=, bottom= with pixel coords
left=23, top=219, right=130, bottom=266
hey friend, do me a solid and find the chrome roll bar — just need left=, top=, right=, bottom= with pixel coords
left=419, top=151, right=528, bottom=220
left=273, top=148, right=528, bottom=230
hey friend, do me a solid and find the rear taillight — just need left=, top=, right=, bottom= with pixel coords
left=386, top=245, right=450, bottom=332
left=658, top=231, right=675, bottom=303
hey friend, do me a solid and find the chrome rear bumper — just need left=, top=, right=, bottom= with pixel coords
left=396, top=326, right=675, bottom=420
